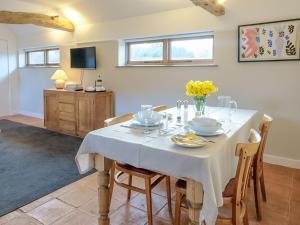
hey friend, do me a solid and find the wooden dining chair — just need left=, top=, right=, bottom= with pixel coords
left=105, top=111, right=172, bottom=225
left=105, top=113, right=134, bottom=204
left=152, top=105, right=167, bottom=112
left=104, top=113, right=134, bottom=127
left=251, top=114, right=273, bottom=220
left=174, top=129, right=261, bottom=225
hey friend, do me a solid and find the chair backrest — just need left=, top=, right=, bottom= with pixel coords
left=255, top=114, right=273, bottom=172
left=233, top=129, right=261, bottom=224
left=104, top=113, right=134, bottom=127
left=152, top=105, right=167, bottom=112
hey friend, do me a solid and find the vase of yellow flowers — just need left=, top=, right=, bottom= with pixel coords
left=186, top=80, right=218, bottom=117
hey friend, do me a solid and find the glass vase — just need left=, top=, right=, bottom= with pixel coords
left=193, top=96, right=206, bottom=117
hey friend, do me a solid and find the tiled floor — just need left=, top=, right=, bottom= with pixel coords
left=0, top=115, right=299, bottom=225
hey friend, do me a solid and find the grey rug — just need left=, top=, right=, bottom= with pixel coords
left=0, top=119, right=93, bottom=216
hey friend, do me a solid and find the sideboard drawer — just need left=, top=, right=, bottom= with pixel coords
left=59, top=111, right=75, bottom=122
left=58, top=94, right=75, bottom=104
left=58, top=103, right=75, bottom=113
left=59, top=120, right=76, bottom=133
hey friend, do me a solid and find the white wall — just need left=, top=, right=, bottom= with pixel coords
left=0, top=25, right=19, bottom=115
left=17, top=2, right=300, bottom=165
left=19, top=68, right=55, bottom=118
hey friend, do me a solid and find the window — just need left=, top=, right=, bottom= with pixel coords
left=47, top=49, right=60, bottom=64
left=129, top=42, right=164, bottom=62
left=25, top=48, right=60, bottom=67
left=27, top=51, right=45, bottom=65
left=170, top=38, right=213, bottom=61
left=124, top=32, right=214, bottom=66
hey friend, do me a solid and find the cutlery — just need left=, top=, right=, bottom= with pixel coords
left=198, top=136, right=216, bottom=143
left=121, top=124, right=156, bottom=131
left=176, top=134, right=215, bottom=143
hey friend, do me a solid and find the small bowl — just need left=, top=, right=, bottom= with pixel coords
left=188, top=117, right=222, bottom=133
left=191, top=117, right=218, bottom=127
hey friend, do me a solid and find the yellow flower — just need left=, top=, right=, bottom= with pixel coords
left=185, top=80, right=218, bottom=97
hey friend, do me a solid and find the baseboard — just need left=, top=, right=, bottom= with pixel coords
left=19, top=110, right=44, bottom=119
left=264, top=154, right=300, bottom=169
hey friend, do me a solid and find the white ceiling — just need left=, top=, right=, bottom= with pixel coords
left=1, top=0, right=194, bottom=34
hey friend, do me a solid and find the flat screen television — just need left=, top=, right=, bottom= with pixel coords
left=70, top=47, right=96, bottom=69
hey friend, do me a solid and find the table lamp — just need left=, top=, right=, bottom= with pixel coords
left=51, top=69, right=68, bottom=89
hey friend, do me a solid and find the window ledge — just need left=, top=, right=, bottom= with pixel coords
left=19, top=65, right=61, bottom=69
left=116, top=64, right=218, bottom=68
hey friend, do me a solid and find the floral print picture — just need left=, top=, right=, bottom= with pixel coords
left=238, top=19, right=300, bottom=62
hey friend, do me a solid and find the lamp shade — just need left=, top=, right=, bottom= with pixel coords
left=51, top=70, right=68, bottom=81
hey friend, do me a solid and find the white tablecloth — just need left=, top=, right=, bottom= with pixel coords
left=76, top=107, right=260, bottom=225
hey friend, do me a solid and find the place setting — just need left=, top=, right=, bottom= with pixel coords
left=122, top=105, right=162, bottom=132
left=171, top=116, right=226, bottom=148
left=119, top=105, right=179, bottom=135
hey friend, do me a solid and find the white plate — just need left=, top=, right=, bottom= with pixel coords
left=171, top=135, right=207, bottom=148
left=172, top=141, right=206, bottom=148
left=194, top=128, right=225, bottom=137
left=131, top=120, right=161, bottom=127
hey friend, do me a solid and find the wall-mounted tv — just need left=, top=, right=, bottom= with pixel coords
left=70, top=47, right=96, bottom=69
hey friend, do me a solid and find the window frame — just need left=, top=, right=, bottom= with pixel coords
left=125, top=33, right=214, bottom=66
left=167, top=35, right=214, bottom=65
left=125, top=39, right=167, bottom=65
left=25, top=47, right=60, bottom=67
left=46, top=48, right=61, bottom=65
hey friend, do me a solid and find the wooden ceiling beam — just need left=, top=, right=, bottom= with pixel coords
left=0, top=11, right=75, bottom=32
left=190, top=0, right=225, bottom=16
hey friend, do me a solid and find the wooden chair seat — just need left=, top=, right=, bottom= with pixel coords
left=176, top=178, right=236, bottom=198
left=116, top=162, right=157, bottom=177
left=222, top=178, right=236, bottom=198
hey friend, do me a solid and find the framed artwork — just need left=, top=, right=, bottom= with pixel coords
left=238, top=19, right=300, bottom=62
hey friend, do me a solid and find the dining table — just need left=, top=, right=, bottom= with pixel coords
left=75, top=106, right=260, bottom=225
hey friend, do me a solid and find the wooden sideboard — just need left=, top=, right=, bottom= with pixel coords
left=44, top=89, right=114, bottom=137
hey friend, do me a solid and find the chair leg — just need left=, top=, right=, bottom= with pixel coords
left=247, top=169, right=252, bottom=188
left=108, top=162, right=115, bottom=206
left=145, top=178, right=153, bottom=225
left=260, top=172, right=267, bottom=202
left=243, top=206, right=249, bottom=225
left=253, top=173, right=262, bottom=221
left=175, top=191, right=182, bottom=225
left=127, top=174, right=133, bottom=201
left=166, top=176, right=173, bottom=222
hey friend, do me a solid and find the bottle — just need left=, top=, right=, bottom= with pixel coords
left=176, top=100, right=182, bottom=123
left=183, top=100, right=189, bottom=124
left=95, top=75, right=106, bottom=92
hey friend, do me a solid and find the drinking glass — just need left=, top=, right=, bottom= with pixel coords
left=217, top=96, right=238, bottom=122
left=140, top=105, right=153, bottom=134
left=141, top=105, right=152, bottom=112
left=159, top=112, right=169, bottom=135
